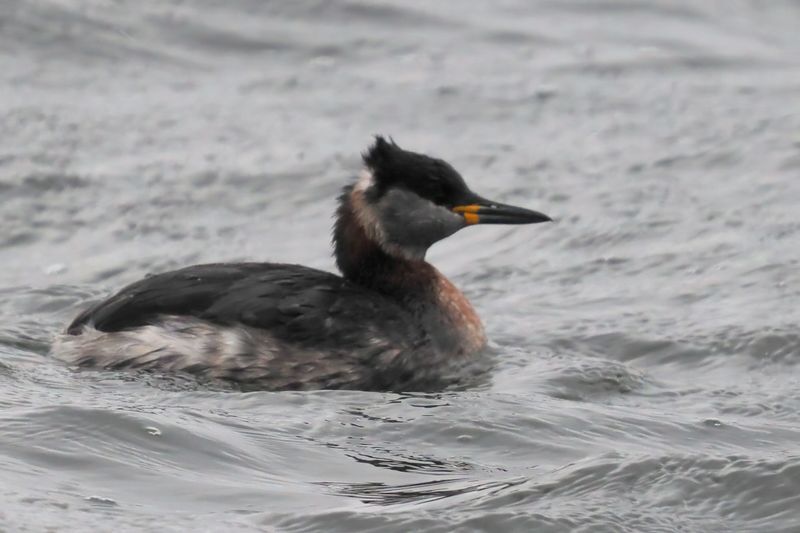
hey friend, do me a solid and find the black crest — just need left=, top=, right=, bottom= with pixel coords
left=362, top=136, right=471, bottom=207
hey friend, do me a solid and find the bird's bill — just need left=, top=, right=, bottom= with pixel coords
left=452, top=196, right=551, bottom=225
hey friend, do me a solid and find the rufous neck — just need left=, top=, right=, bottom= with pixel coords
left=333, top=185, right=438, bottom=298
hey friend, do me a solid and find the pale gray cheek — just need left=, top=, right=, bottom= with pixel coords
left=377, top=192, right=466, bottom=251
left=394, top=210, right=463, bottom=247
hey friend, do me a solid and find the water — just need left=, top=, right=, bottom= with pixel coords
left=2, top=0, right=800, bottom=531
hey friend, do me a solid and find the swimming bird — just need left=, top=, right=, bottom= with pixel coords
left=54, top=137, right=551, bottom=391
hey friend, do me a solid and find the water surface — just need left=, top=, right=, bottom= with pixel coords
left=2, top=1, right=800, bottom=531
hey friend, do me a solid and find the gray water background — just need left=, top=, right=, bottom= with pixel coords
left=1, top=1, right=800, bottom=531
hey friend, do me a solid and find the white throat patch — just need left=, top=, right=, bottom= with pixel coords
left=354, top=167, right=375, bottom=193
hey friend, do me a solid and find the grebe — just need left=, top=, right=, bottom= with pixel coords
left=54, top=137, right=551, bottom=391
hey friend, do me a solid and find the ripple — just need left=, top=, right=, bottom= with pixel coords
left=319, top=476, right=525, bottom=506
left=466, top=453, right=800, bottom=530
left=539, top=357, right=647, bottom=401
